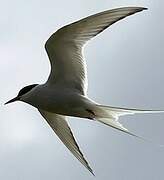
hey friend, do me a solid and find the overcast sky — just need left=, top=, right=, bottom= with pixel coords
left=1, top=0, right=164, bottom=179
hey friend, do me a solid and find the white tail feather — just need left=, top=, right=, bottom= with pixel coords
left=94, top=105, right=164, bottom=139
left=96, top=105, right=164, bottom=117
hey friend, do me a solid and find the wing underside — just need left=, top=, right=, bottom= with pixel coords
left=45, top=7, right=147, bottom=94
left=38, top=109, right=94, bottom=175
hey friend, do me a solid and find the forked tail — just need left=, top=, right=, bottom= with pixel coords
left=94, top=104, right=164, bottom=141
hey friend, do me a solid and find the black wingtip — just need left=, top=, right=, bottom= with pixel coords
left=87, top=166, right=95, bottom=176
left=142, top=7, right=148, bottom=10
left=136, top=7, right=148, bottom=12
left=90, top=170, right=95, bottom=176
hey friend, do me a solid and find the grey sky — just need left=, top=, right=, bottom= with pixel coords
left=1, top=0, right=164, bottom=179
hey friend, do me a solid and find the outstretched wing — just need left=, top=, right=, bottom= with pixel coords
left=38, top=109, right=94, bottom=175
left=45, top=7, right=147, bottom=95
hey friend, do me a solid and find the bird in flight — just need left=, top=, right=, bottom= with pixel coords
left=5, top=7, right=163, bottom=175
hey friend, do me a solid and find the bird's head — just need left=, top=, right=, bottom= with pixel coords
left=5, top=84, right=38, bottom=105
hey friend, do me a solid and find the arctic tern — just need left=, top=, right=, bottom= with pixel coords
left=5, top=7, right=164, bottom=175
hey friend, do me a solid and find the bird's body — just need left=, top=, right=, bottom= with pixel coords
left=23, top=84, right=96, bottom=118
left=5, top=6, right=163, bottom=175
